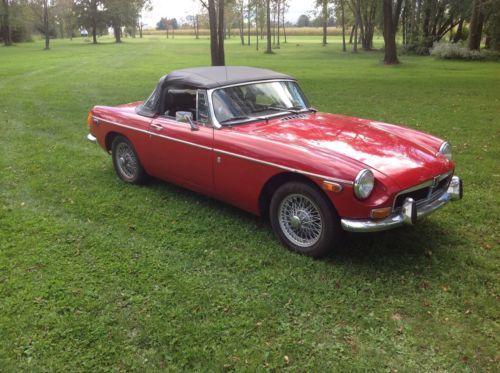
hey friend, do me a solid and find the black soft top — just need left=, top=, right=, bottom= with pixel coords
left=136, top=66, right=295, bottom=117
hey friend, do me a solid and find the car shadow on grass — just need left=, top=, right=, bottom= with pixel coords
left=138, top=178, right=464, bottom=270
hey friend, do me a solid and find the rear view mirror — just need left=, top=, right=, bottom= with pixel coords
left=176, top=111, right=198, bottom=131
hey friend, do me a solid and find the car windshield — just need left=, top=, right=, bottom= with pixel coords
left=212, top=81, right=310, bottom=125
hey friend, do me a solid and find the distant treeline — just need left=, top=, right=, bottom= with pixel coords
left=144, top=27, right=345, bottom=38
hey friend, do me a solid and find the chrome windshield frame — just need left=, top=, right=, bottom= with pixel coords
left=207, top=79, right=307, bottom=129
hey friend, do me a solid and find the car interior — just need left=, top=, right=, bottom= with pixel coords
left=164, top=90, right=197, bottom=118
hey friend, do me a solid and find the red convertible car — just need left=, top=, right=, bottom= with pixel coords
left=87, top=66, right=462, bottom=257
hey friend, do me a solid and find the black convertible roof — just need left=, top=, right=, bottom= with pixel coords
left=163, top=66, right=294, bottom=89
left=136, top=66, right=296, bottom=117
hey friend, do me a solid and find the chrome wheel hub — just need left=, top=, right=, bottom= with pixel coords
left=115, top=143, right=138, bottom=179
left=278, top=194, right=323, bottom=248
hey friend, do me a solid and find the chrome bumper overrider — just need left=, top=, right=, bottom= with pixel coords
left=341, top=176, right=463, bottom=233
left=87, top=133, right=97, bottom=142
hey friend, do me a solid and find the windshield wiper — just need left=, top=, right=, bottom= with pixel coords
left=254, top=106, right=307, bottom=114
left=219, top=116, right=252, bottom=124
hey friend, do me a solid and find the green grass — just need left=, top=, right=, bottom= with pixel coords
left=0, top=35, right=499, bottom=371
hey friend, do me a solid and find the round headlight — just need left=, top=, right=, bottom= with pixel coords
left=439, top=141, right=452, bottom=160
left=354, top=169, right=375, bottom=200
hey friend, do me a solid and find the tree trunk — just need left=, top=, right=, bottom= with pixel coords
left=349, top=24, right=355, bottom=44
left=277, top=0, right=280, bottom=46
left=341, top=0, right=346, bottom=51
left=114, top=26, right=121, bottom=43
left=247, top=4, right=251, bottom=45
left=272, top=4, right=276, bottom=45
left=91, top=0, right=97, bottom=44
left=282, top=2, right=287, bottom=43
left=43, top=0, right=50, bottom=49
left=468, top=0, right=484, bottom=51
left=265, top=0, right=272, bottom=53
left=353, top=21, right=358, bottom=52
left=322, top=0, right=327, bottom=46
left=207, top=0, right=220, bottom=65
left=2, top=0, right=12, bottom=46
left=239, top=2, right=245, bottom=45
left=452, top=18, right=463, bottom=43
left=217, top=0, right=225, bottom=65
left=256, top=4, right=259, bottom=50
left=383, top=0, right=399, bottom=64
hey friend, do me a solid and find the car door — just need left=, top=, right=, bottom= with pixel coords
left=147, top=90, right=214, bottom=194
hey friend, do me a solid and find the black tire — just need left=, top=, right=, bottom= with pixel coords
left=111, top=135, right=148, bottom=184
left=269, top=181, right=342, bottom=258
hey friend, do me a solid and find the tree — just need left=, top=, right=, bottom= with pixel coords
left=42, top=0, right=50, bottom=49
left=349, top=0, right=378, bottom=51
left=383, top=0, right=399, bottom=64
left=105, top=0, right=147, bottom=43
left=200, top=0, right=225, bottom=66
left=30, top=0, right=54, bottom=49
left=1, top=0, right=13, bottom=45
left=339, top=0, right=346, bottom=51
left=317, top=0, right=330, bottom=46
left=74, top=0, right=104, bottom=44
left=484, top=0, right=500, bottom=51
left=468, top=0, right=485, bottom=50
left=296, top=14, right=310, bottom=27
left=265, top=0, right=272, bottom=53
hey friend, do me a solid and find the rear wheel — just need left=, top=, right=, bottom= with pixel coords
left=111, top=135, right=148, bottom=184
left=270, top=181, right=342, bottom=257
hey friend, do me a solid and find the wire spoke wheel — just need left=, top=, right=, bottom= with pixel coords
left=115, top=142, right=138, bottom=179
left=111, top=136, right=148, bottom=184
left=278, top=193, right=324, bottom=248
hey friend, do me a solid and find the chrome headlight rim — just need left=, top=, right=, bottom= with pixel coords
left=354, top=169, right=375, bottom=200
left=439, top=141, right=452, bottom=161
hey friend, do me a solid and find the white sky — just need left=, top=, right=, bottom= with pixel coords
left=142, top=0, right=317, bottom=28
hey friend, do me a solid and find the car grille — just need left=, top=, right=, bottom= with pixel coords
left=394, top=173, right=453, bottom=210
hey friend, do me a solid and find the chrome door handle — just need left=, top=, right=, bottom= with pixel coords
left=151, top=123, right=163, bottom=130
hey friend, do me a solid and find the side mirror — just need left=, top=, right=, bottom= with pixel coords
left=176, top=111, right=198, bottom=131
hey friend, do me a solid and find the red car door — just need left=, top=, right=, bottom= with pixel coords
left=147, top=116, right=214, bottom=194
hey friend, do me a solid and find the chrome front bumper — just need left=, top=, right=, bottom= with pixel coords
left=341, top=176, right=463, bottom=233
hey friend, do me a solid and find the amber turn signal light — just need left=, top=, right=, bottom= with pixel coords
left=323, top=181, right=343, bottom=193
left=370, top=207, right=392, bottom=220
left=87, top=112, right=93, bottom=129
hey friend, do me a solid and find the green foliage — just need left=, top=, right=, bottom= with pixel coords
left=0, top=36, right=499, bottom=371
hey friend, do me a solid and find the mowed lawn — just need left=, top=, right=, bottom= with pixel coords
left=0, top=35, right=499, bottom=371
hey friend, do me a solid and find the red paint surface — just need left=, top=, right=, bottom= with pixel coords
left=88, top=104, right=454, bottom=219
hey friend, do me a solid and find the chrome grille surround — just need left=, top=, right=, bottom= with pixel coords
left=393, top=171, right=453, bottom=211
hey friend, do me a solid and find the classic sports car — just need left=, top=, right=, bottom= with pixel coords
left=87, top=66, right=462, bottom=257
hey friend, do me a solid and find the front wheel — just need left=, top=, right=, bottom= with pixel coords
left=111, top=135, right=148, bottom=184
left=270, top=182, right=342, bottom=257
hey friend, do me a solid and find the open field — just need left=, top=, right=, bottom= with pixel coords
left=143, top=26, right=344, bottom=37
left=0, top=35, right=499, bottom=371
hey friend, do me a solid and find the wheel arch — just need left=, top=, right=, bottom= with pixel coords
left=258, top=172, right=338, bottom=217
left=105, top=131, right=122, bottom=153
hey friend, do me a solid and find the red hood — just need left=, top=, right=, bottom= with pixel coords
left=233, top=113, right=453, bottom=189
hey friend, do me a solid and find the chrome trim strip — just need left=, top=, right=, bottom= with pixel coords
left=342, top=175, right=462, bottom=232
left=93, top=116, right=213, bottom=151
left=342, top=190, right=452, bottom=233
left=392, top=171, right=453, bottom=210
left=95, top=116, right=354, bottom=185
left=215, top=148, right=353, bottom=185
